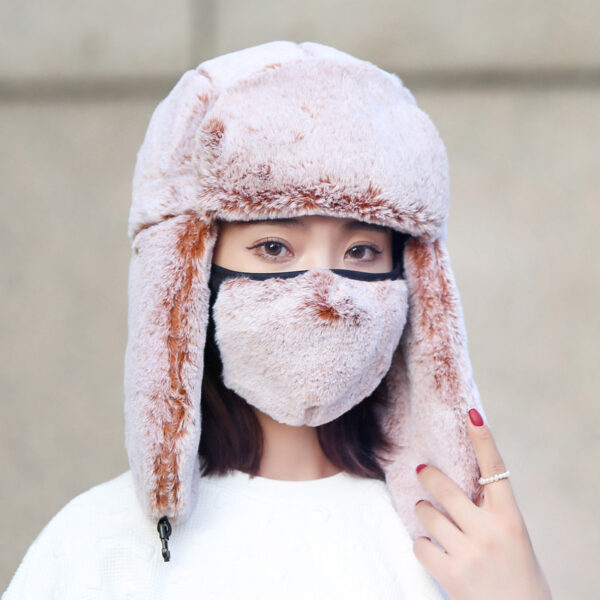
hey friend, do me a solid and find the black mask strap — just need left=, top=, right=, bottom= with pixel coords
left=208, top=259, right=403, bottom=305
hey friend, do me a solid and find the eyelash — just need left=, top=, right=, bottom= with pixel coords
left=247, top=238, right=383, bottom=262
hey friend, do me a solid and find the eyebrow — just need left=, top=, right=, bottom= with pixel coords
left=244, top=218, right=389, bottom=233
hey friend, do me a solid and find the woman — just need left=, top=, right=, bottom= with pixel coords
left=3, top=41, right=551, bottom=599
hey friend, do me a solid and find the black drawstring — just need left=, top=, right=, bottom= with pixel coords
left=157, top=516, right=172, bottom=562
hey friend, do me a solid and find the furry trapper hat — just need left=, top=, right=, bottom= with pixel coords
left=124, top=40, right=486, bottom=545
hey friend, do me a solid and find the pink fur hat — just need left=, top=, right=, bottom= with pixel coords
left=124, top=40, right=486, bottom=543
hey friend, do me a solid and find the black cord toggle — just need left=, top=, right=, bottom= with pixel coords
left=157, top=516, right=172, bottom=562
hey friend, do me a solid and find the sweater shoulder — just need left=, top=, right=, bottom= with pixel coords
left=38, top=470, right=139, bottom=534
left=3, top=471, right=144, bottom=599
left=26, top=470, right=139, bottom=549
left=64, top=470, right=136, bottom=514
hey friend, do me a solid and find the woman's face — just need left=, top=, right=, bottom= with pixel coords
left=212, top=215, right=394, bottom=273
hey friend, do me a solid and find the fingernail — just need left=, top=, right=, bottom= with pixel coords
left=468, top=408, right=484, bottom=427
left=415, top=499, right=425, bottom=506
left=416, top=464, right=427, bottom=474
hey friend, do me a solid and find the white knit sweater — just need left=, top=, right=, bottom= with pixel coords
left=3, top=469, right=448, bottom=599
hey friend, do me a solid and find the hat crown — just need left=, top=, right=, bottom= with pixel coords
left=129, top=40, right=449, bottom=243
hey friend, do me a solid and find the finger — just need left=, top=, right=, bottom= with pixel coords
left=414, top=499, right=465, bottom=555
left=467, top=408, right=517, bottom=510
left=416, top=464, right=480, bottom=536
left=413, top=536, right=450, bottom=582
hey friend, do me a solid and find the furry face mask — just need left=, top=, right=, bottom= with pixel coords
left=124, top=40, right=486, bottom=559
left=209, top=264, right=408, bottom=427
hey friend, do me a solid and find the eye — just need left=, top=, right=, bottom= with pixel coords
left=261, top=241, right=288, bottom=257
left=346, top=245, right=382, bottom=261
left=247, top=238, right=292, bottom=261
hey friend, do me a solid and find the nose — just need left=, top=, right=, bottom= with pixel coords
left=299, top=248, right=340, bottom=271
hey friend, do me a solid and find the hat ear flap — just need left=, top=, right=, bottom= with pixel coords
left=124, top=214, right=217, bottom=523
left=380, top=237, right=485, bottom=539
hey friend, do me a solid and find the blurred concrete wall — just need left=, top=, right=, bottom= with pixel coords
left=1, top=1, right=598, bottom=597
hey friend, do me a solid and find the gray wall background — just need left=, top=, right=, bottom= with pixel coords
left=1, top=2, right=599, bottom=597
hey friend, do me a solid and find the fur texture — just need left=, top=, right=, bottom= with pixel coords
left=378, top=238, right=485, bottom=538
left=124, top=40, right=484, bottom=536
left=212, top=270, right=408, bottom=426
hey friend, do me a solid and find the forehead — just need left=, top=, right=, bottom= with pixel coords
left=221, top=216, right=391, bottom=233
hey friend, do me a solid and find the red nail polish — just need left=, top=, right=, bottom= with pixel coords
left=416, top=464, right=427, bottom=474
left=468, top=408, right=484, bottom=426
left=415, top=499, right=425, bottom=506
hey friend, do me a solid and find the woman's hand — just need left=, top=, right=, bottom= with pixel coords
left=412, top=408, right=552, bottom=600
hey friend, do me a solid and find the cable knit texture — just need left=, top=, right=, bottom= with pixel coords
left=3, top=470, right=449, bottom=599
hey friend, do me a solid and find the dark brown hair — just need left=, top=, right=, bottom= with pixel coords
left=198, top=300, right=399, bottom=482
